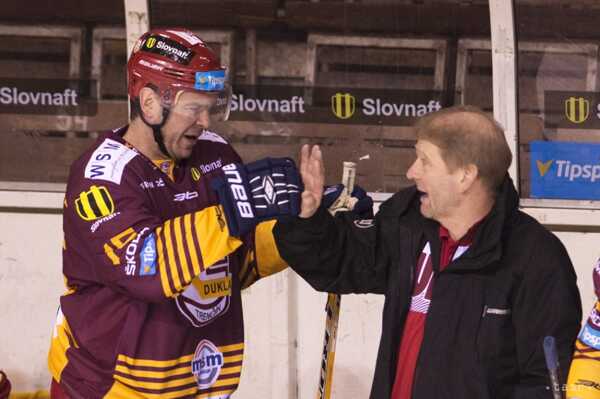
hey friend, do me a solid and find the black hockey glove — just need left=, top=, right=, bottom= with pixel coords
left=321, top=184, right=374, bottom=218
left=212, top=158, right=302, bottom=237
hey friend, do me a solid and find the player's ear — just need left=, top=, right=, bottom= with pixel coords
left=138, top=87, right=163, bottom=124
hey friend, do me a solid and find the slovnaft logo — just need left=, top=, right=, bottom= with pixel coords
left=229, top=85, right=445, bottom=126
left=142, top=36, right=193, bottom=64
left=545, top=91, right=600, bottom=129
left=0, top=78, right=97, bottom=115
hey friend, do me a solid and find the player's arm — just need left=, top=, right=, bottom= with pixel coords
left=65, top=176, right=243, bottom=303
left=238, top=220, right=287, bottom=289
left=510, top=232, right=582, bottom=398
left=566, top=263, right=600, bottom=399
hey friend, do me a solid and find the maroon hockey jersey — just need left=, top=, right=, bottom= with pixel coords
left=48, top=127, right=287, bottom=398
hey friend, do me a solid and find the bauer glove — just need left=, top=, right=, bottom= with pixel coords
left=212, top=157, right=302, bottom=237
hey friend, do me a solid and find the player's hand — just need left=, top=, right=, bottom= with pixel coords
left=212, top=158, right=302, bottom=236
left=299, top=144, right=325, bottom=218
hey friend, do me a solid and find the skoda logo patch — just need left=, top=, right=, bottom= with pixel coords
left=191, top=340, right=224, bottom=389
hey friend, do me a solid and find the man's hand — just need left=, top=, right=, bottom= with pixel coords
left=212, top=157, right=302, bottom=236
left=299, top=144, right=325, bottom=218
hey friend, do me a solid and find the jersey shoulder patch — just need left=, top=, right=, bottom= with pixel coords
left=84, top=138, right=137, bottom=185
left=198, top=130, right=228, bottom=145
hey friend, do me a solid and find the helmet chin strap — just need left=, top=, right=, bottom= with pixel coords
left=139, top=106, right=172, bottom=159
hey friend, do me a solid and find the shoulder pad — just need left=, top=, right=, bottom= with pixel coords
left=84, top=138, right=137, bottom=185
left=198, top=130, right=228, bottom=145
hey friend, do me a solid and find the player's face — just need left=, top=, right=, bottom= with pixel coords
left=161, top=91, right=216, bottom=160
left=406, top=140, right=462, bottom=222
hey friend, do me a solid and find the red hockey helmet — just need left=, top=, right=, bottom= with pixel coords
left=127, top=28, right=231, bottom=121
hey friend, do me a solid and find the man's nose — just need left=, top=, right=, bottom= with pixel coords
left=196, top=110, right=210, bottom=129
left=406, top=159, right=419, bottom=180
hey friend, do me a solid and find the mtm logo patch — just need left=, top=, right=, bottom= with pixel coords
left=75, top=185, right=115, bottom=221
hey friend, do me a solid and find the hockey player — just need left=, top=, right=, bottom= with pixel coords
left=47, top=28, right=301, bottom=398
left=0, top=371, right=10, bottom=399
left=567, top=262, right=600, bottom=399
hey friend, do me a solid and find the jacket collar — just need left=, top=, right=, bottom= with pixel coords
left=382, top=175, right=519, bottom=272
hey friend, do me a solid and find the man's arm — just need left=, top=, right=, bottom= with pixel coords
left=64, top=174, right=244, bottom=303
left=274, top=145, right=387, bottom=295
left=512, top=231, right=582, bottom=399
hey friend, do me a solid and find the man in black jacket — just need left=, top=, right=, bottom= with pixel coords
left=274, top=105, right=582, bottom=399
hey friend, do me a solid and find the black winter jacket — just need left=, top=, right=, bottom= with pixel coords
left=274, top=178, right=582, bottom=399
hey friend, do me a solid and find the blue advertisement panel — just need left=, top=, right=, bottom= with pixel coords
left=530, top=140, right=600, bottom=200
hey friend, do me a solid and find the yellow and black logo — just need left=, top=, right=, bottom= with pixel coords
left=191, top=167, right=201, bottom=181
left=75, top=185, right=115, bottom=222
left=536, top=159, right=553, bottom=177
left=565, top=96, right=590, bottom=124
left=146, top=37, right=157, bottom=49
left=331, top=93, right=356, bottom=120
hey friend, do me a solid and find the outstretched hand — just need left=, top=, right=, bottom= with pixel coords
left=299, top=144, right=325, bottom=218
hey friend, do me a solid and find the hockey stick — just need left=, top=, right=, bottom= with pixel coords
left=543, top=336, right=565, bottom=399
left=317, top=161, right=357, bottom=399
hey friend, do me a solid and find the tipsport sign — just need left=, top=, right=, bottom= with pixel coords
left=228, top=85, right=445, bottom=126
left=530, top=140, right=600, bottom=200
left=544, top=91, right=600, bottom=129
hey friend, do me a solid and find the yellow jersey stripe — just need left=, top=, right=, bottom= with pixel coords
left=184, top=213, right=202, bottom=276
left=164, top=220, right=183, bottom=292
left=103, top=243, right=120, bottom=266
left=219, top=343, right=244, bottom=353
left=255, top=220, right=287, bottom=278
left=114, top=373, right=195, bottom=390
left=211, top=376, right=240, bottom=388
left=224, top=354, right=243, bottom=363
left=48, top=313, right=78, bottom=382
left=173, top=216, right=193, bottom=284
left=197, top=389, right=235, bottom=399
left=117, top=353, right=194, bottom=368
left=106, top=380, right=197, bottom=399
left=220, top=365, right=242, bottom=376
left=115, top=364, right=191, bottom=379
left=195, top=206, right=242, bottom=270
left=156, top=227, right=174, bottom=298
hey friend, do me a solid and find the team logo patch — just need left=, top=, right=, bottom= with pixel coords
left=139, top=234, right=157, bottom=276
left=331, top=92, right=356, bottom=119
left=354, top=219, right=375, bottom=229
left=191, top=340, right=224, bottom=389
left=565, top=96, right=590, bottom=124
left=195, top=70, right=226, bottom=91
left=191, top=167, right=201, bottom=181
left=176, top=257, right=231, bottom=327
left=141, top=35, right=194, bottom=65
left=75, top=185, right=115, bottom=221
left=580, top=323, right=600, bottom=350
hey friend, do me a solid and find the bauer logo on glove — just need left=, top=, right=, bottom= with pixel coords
left=212, top=158, right=302, bottom=236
